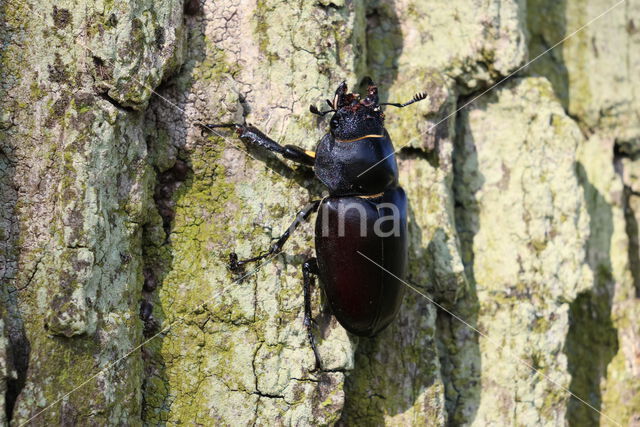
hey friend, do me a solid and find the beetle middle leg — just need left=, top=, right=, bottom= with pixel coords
left=229, top=200, right=321, bottom=271
left=196, top=123, right=315, bottom=166
left=303, top=257, right=322, bottom=371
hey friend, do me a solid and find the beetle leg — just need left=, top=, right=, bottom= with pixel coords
left=195, top=123, right=315, bottom=166
left=282, top=145, right=316, bottom=165
left=229, top=200, right=321, bottom=272
left=303, top=258, right=322, bottom=371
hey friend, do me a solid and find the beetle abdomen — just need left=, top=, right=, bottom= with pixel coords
left=314, top=187, right=407, bottom=337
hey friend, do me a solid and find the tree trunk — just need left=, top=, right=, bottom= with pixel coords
left=0, top=0, right=638, bottom=425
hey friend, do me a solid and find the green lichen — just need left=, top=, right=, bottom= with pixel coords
left=1, top=1, right=184, bottom=422
left=142, top=137, right=252, bottom=422
left=2, top=0, right=638, bottom=424
left=254, top=0, right=279, bottom=63
left=451, top=77, right=591, bottom=425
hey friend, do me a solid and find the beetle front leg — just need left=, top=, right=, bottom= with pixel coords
left=303, top=258, right=322, bottom=371
left=195, top=123, right=315, bottom=166
left=229, top=200, right=321, bottom=271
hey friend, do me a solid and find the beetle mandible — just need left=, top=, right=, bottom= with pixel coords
left=197, top=78, right=426, bottom=369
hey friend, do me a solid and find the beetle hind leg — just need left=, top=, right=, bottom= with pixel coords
left=303, top=258, right=322, bottom=371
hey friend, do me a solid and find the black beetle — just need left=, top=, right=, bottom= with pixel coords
left=197, top=78, right=426, bottom=369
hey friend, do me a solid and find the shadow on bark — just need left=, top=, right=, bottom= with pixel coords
left=443, top=105, right=484, bottom=425
left=138, top=6, right=202, bottom=420
left=526, top=0, right=569, bottom=110
left=0, top=121, right=30, bottom=425
left=619, top=146, right=640, bottom=298
left=360, top=0, right=402, bottom=103
left=0, top=1, right=30, bottom=422
left=566, top=163, right=619, bottom=426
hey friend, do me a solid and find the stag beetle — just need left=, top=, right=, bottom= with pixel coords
left=196, top=78, right=426, bottom=369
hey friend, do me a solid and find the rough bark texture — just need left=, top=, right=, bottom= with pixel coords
left=0, top=0, right=638, bottom=425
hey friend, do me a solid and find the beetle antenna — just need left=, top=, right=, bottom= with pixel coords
left=310, top=105, right=336, bottom=117
left=380, top=92, right=427, bottom=108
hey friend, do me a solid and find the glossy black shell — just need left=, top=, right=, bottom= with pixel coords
left=314, top=187, right=407, bottom=336
left=309, top=85, right=408, bottom=338
left=314, top=131, right=399, bottom=196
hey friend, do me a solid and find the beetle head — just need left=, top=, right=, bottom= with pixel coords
left=326, top=79, right=385, bottom=141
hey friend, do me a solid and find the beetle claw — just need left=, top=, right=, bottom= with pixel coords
left=194, top=122, right=209, bottom=137
left=310, top=105, right=337, bottom=117
left=228, top=252, right=243, bottom=272
left=311, top=354, right=322, bottom=373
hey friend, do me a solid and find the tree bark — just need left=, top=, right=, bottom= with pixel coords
left=0, top=0, right=639, bottom=425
